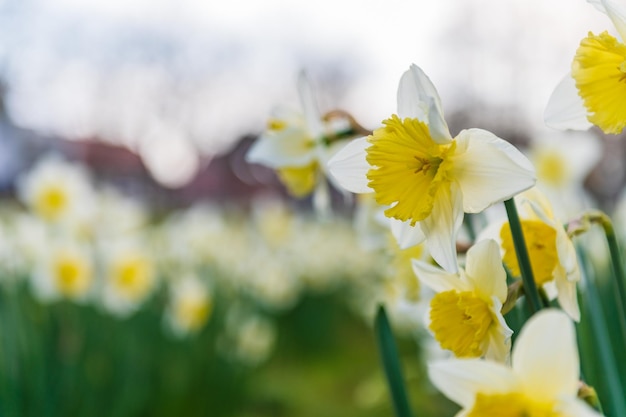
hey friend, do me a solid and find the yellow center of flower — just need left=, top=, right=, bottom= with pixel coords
left=35, top=185, right=69, bottom=221
left=366, top=115, right=456, bottom=226
left=429, top=290, right=493, bottom=357
left=267, top=118, right=287, bottom=131
left=54, top=253, right=91, bottom=298
left=175, top=296, right=212, bottom=332
left=468, top=393, right=559, bottom=417
left=501, top=220, right=558, bottom=286
left=110, top=255, right=153, bottom=301
left=535, top=151, right=568, bottom=186
left=276, top=162, right=318, bottom=197
left=572, top=31, right=626, bottom=134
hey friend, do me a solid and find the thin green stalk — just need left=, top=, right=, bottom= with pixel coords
left=503, top=199, right=543, bottom=314
left=578, top=249, right=626, bottom=416
left=569, top=211, right=626, bottom=355
left=596, top=214, right=626, bottom=348
left=374, top=305, right=413, bottom=417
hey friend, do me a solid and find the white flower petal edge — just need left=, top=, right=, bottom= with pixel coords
left=412, top=258, right=469, bottom=294
left=428, top=359, right=519, bottom=408
left=397, top=64, right=452, bottom=144
left=297, top=72, right=324, bottom=139
left=589, top=0, right=626, bottom=42
left=561, top=398, right=608, bottom=417
left=390, top=218, right=426, bottom=249
left=453, top=128, right=536, bottom=213
left=464, top=239, right=508, bottom=302
left=246, top=128, right=317, bottom=168
left=326, top=137, right=372, bottom=193
left=544, top=73, right=593, bottom=131
left=485, top=297, right=513, bottom=363
left=512, top=309, right=579, bottom=403
left=420, top=183, right=464, bottom=273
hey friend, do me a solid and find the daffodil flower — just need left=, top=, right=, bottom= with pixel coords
left=412, top=239, right=512, bottom=362
left=545, top=0, right=626, bottom=134
left=246, top=73, right=356, bottom=214
left=499, top=188, right=581, bottom=321
left=328, top=64, right=536, bottom=272
left=528, top=131, right=601, bottom=218
left=428, top=309, right=602, bottom=417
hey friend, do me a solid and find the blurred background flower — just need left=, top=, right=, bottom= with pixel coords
left=0, top=0, right=623, bottom=416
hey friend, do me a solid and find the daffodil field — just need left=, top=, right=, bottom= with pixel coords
left=2, top=0, right=626, bottom=416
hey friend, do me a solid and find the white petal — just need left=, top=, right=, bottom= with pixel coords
left=412, top=259, right=469, bottom=293
left=484, top=298, right=513, bottom=363
left=559, top=397, right=604, bottom=417
left=326, top=137, right=373, bottom=194
left=246, top=129, right=317, bottom=168
left=453, top=129, right=536, bottom=213
left=596, top=0, right=626, bottom=42
left=297, top=72, right=324, bottom=139
left=420, top=183, right=464, bottom=273
left=464, top=239, right=508, bottom=302
left=428, top=359, right=518, bottom=408
left=512, top=309, right=580, bottom=402
left=317, top=138, right=352, bottom=190
left=390, top=219, right=425, bottom=249
left=515, top=187, right=556, bottom=223
left=554, top=265, right=581, bottom=322
left=397, top=64, right=452, bottom=144
left=544, top=73, right=592, bottom=131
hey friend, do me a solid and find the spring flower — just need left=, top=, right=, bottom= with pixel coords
left=31, top=240, right=94, bottom=303
left=17, top=154, right=95, bottom=225
left=246, top=73, right=357, bottom=213
left=165, top=274, right=213, bottom=337
left=412, top=239, right=512, bottom=362
left=545, top=0, right=626, bottom=134
left=329, top=64, right=536, bottom=272
left=499, top=188, right=581, bottom=321
left=529, top=131, right=601, bottom=218
left=429, top=309, right=602, bottom=417
left=100, top=242, right=156, bottom=317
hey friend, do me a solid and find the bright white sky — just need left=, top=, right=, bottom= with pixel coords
left=0, top=0, right=613, bottom=186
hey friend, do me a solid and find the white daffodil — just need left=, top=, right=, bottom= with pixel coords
left=499, top=188, right=581, bottom=321
left=545, top=0, right=626, bottom=134
left=31, top=240, right=94, bottom=303
left=329, top=64, right=536, bottom=272
left=17, top=154, right=95, bottom=226
left=529, top=130, right=602, bottom=218
left=429, top=309, right=602, bottom=417
left=99, top=241, right=157, bottom=317
left=165, top=274, right=213, bottom=337
left=413, top=239, right=512, bottom=362
left=246, top=73, right=357, bottom=214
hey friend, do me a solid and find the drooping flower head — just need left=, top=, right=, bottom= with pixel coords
left=499, top=188, right=581, bottom=321
left=429, top=309, right=602, bottom=417
left=413, top=239, right=512, bottom=362
left=546, top=0, right=626, bottom=134
left=329, top=64, right=536, bottom=271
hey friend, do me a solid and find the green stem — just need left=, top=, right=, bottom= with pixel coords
left=503, top=199, right=543, bottom=314
left=374, top=305, right=413, bottom=417
left=569, top=211, right=626, bottom=354
left=577, top=249, right=625, bottom=416
left=596, top=214, right=626, bottom=346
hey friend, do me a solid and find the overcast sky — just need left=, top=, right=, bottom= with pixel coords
left=0, top=0, right=613, bottom=186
